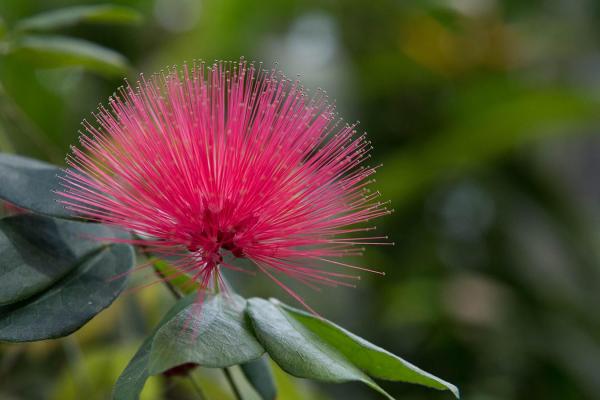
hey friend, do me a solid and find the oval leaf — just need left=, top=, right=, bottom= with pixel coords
left=16, top=5, right=141, bottom=32
left=276, top=299, right=459, bottom=398
left=113, top=293, right=197, bottom=400
left=246, top=298, right=394, bottom=400
left=0, top=214, right=123, bottom=305
left=0, top=153, right=70, bottom=218
left=241, top=356, right=277, bottom=400
left=11, top=35, right=129, bottom=77
left=148, top=293, right=264, bottom=374
left=0, top=243, right=134, bottom=342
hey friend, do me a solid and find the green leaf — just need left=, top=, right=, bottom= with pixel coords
left=277, top=300, right=459, bottom=397
left=114, top=293, right=266, bottom=400
left=152, top=258, right=198, bottom=295
left=113, top=293, right=196, bottom=400
left=0, top=214, right=124, bottom=305
left=0, top=243, right=134, bottom=342
left=0, top=153, right=71, bottom=218
left=241, top=356, right=277, bottom=400
left=148, top=293, right=264, bottom=374
left=113, top=293, right=197, bottom=400
left=15, top=5, right=142, bottom=32
left=11, top=35, right=129, bottom=77
left=246, top=298, right=394, bottom=400
left=247, top=298, right=459, bottom=399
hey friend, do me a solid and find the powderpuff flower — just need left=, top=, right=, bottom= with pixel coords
left=59, top=59, right=391, bottom=310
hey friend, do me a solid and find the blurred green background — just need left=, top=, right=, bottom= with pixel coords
left=2, top=0, right=600, bottom=399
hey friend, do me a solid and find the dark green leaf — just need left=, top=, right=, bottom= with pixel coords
left=0, top=243, right=134, bottom=342
left=246, top=298, right=394, bottom=400
left=277, top=299, right=459, bottom=398
left=11, top=35, right=129, bottom=77
left=15, top=5, right=142, bottom=31
left=0, top=214, right=124, bottom=305
left=0, top=153, right=70, bottom=218
left=113, top=293, right=196, bottom=400
left=148, top=293, right=264, bottom=374
left=241, top=356, right=277, bottom=400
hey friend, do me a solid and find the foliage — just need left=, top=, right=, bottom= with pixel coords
left=0, top=149, right=457, bottom=399
left=1, top=0, right=600, bottom=399
left=0, top=5, right=138, bottom=76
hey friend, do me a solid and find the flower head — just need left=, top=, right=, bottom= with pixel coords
left=60, top=59, right=390, bottom=309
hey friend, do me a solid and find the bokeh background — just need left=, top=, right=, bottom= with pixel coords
left=2, top=0, right=600, bottom=399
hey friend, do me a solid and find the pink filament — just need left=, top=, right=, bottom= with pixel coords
left=59, top=59, right=390, bottom=307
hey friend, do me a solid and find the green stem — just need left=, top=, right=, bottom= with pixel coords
left=153, top=261, right=182, bottom=300
left=188, top=373, right=207, bottom=400
left=223, top=367, right=243, bottom=400
left=213, top=266, right=221, bottom=293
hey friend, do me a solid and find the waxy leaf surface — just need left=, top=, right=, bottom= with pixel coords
left=114, top=293, right=264, bottom=400
left=0, top=214, right=122, bottom=305
left=148, top=293, right=264, bottom=374
left=246, top=298, right=393, bottom=399
left=0, top=243, right=134, bottom=341
left=247, top=298, right=459, bottom=399
left=0, top=153, right=69, bottom=218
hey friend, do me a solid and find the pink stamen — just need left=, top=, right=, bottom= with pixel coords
left=59, top=59, right=390, bottom=312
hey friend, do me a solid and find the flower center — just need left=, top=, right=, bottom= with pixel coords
left=186, top=228, right=245, bottom=267
left=184, top=205, right=254, bottom=267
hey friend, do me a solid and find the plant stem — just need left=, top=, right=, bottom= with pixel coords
left=152, top=261, right=182, bottom=299
left=188, top=373, right=207, bottom=400
left=223, top=367, right=243, bottom=400
left=134, top=236, right=182, bottom=300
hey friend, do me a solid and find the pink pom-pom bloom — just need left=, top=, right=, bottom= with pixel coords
left=59, top=60, right=390, bottom=309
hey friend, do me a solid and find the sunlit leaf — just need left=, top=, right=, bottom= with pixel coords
left=11, top=35, right=129, bottom=77
left=0, top=214, right=124, bottom=305
left=16, top=5, right=142, bottom=32
left=0, top=153, right=70, bottom=218
left=0, top=243, right=134, bottom=342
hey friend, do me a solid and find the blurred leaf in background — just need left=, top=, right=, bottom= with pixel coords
left=0, top=3, right=141, bottom=161
left=2, top=0, right=600, bottom=399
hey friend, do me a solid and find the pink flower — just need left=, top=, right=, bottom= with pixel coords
left=59, top=59, right=390, bottom=310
